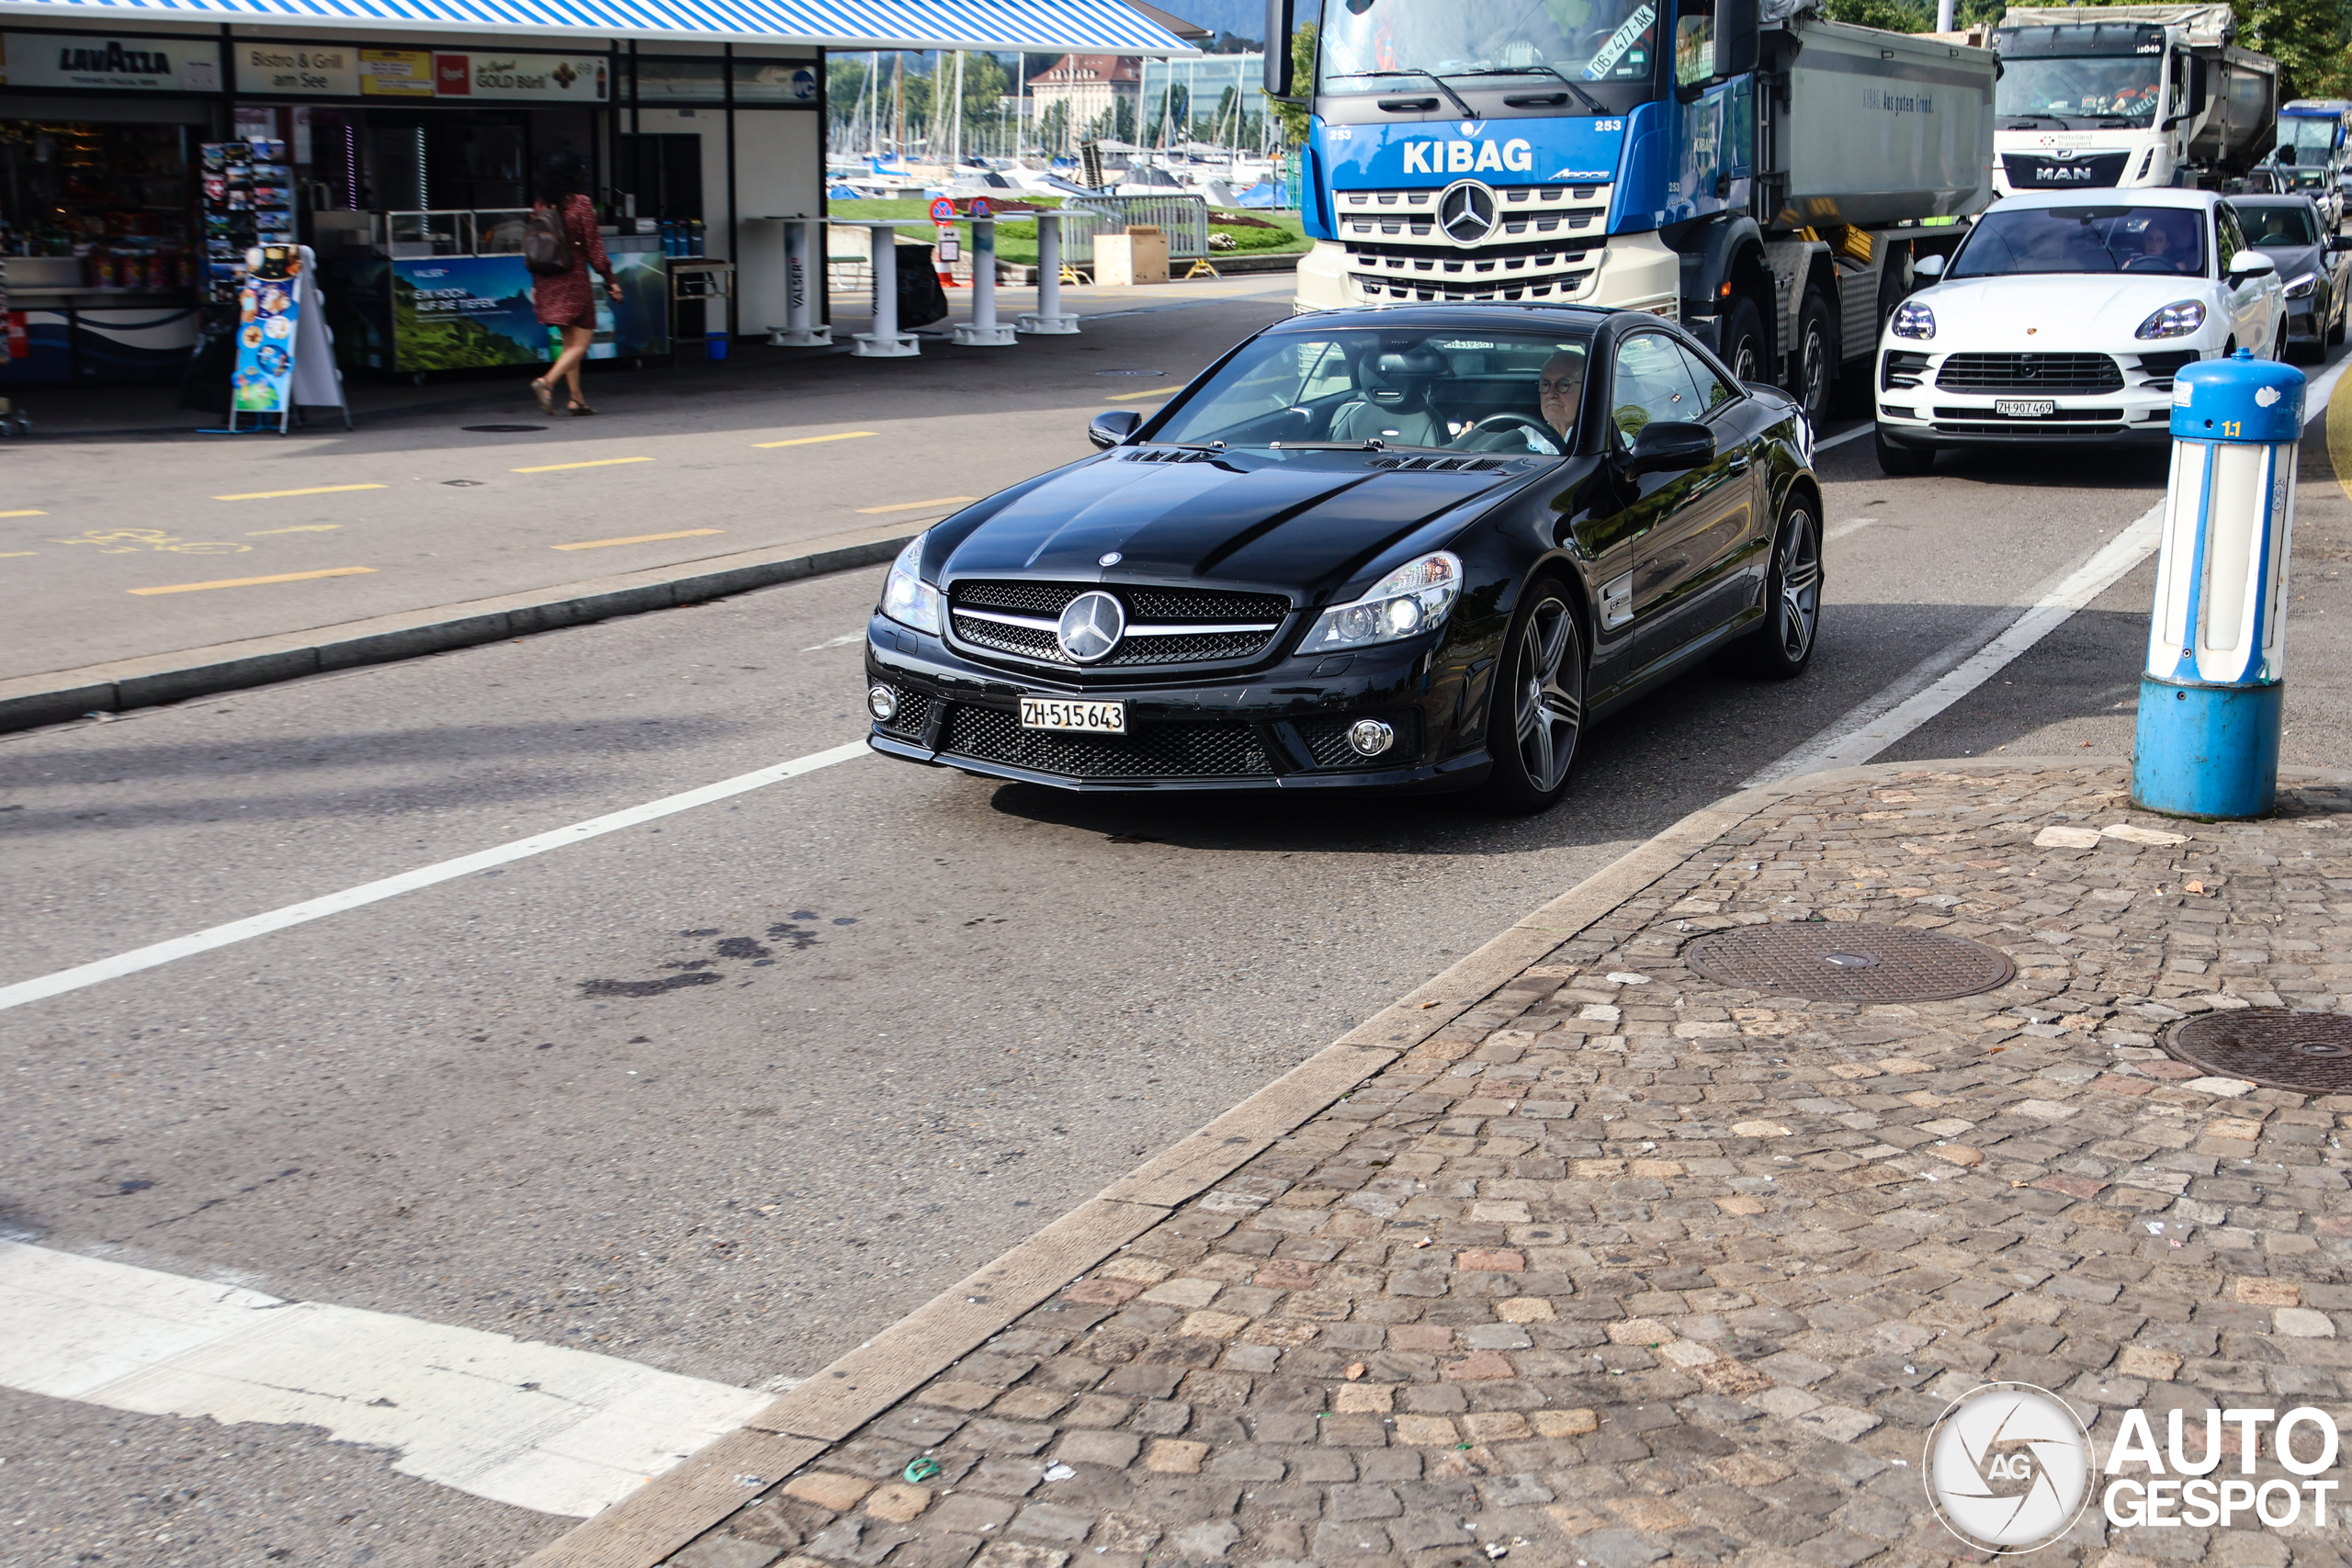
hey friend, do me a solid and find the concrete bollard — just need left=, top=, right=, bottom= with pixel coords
left=851, top=222, right=919, bottom=359
left=2132, top=348, right=2305, bottom=818
left=1019, top=211, right=1080, bottom=336
left=951, top=216, right=1016, bottom=346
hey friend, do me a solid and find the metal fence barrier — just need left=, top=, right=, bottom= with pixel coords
left=1058, top=195, right=1212, bottom=265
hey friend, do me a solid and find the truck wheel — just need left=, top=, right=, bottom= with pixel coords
left=1784, top=289, right=1833, bottom=424
left=1720, top=297, right=1770, bottom=387
left=1875, top=424, right=1934, bottom=477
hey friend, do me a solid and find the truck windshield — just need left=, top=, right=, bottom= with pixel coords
left=1317, top=0, right=1661, bottom=93
left=1951, top=205, right=2208, bottom=277
left=1996, top=57, right=2162, bottom=123
left=1147, top=328, right=1597, bottom=454
left=2278, top=117, right=2341, bottom=161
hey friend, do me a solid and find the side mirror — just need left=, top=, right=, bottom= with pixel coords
left=2188, top=56, right=2207, bottom=117
left=2329, top=233, right=2352, bottom=253
left=1913, top=253, right=1947, bottom=278
left=1089, top=410, right=1143, bottom=449
left=1713, top=0, right=1759, bottom=79
left=1264, top=0, right=1296, bottom=96
left=2228, top=250, right=2277, bottom=278
left=1623, top=420, right=1715, bottom=476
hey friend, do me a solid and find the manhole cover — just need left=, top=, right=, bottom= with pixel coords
left=1684, top=922, right=2017, bottom=1002
left=463, top=423, right=545, bottom=432
left=2165, top=1010, right=2352, bottom=1093
left=1092, top=368, right=1165, bottom=377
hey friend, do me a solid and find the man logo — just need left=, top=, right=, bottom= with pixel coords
left=1438, top=180, right=1499, bottom=246
left=1925, top=1382, right=2094, bottom=1553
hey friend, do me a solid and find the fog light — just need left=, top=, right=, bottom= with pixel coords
left=867, top=684, right=899, bottom=722
left=1348, top=718, right=1395, bottom=757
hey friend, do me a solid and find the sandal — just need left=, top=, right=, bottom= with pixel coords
left=529, top=378, right=556, bottom=415
left=568, top=400, right=598, bottom=416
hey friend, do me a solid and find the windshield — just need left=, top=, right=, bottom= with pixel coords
left=1317, top=0, right=1660, bottom=94
left=1149, top=328, right=1596, bottom=454
left=1996, top=57, right=2162, bottom=123
left=2239, top=204, right=2318, bottom=246
left=2279, top=116, right=2341, bottom=161
left=1951, top=204, right=2207, bottom=277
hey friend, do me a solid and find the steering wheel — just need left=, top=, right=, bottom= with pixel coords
left=2122, top=254, right=2179, bottom=274
left=1454, top=412, right=1564, bottom=454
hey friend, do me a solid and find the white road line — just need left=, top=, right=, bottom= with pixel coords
left=1815, top=423, right=1871, bottom=453
left=1824, top=515, right=1881, bottom=544
left=801, top=632, right=864, bottom=651
left=0, top=1242, right=772, bottom=1518
left=0, top=739, right=871, bottom=1014
left=1748, top=355, right=2349, bottom=787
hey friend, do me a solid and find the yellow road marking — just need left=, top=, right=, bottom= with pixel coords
left=1105, top=385, right=1185, bottom=401
left=857, top=496, right=978, bottom=514
left=753, top=431, right=878, bottom=448
left=553, top=528, right=725, bottom=551
left=246, top=525, right=345, bottom=536
left=130, top=567, right=376, bottom=596
left=0, top=509, right=47, bottom=518
left=0, top=550, right=35, bottom=558
left=2330, top=367, right=2352, bottom=503
left=213, top=484, right=387, bottom=501
left=512, top=457, right=654, bottom=473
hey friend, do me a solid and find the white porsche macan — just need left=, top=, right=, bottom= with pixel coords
left=1873, top=187, right=2289, bottom=476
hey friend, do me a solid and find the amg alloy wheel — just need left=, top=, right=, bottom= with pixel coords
left=1479, top=581, right=1585, bottom=812
left=1743, top=501, right=1823, bottom=679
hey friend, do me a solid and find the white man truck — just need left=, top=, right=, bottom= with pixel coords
left=1992, top=4, right=2278, bottom=194
left=1271, top=0, right=1997, bottom=425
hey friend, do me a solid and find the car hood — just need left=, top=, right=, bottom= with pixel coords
left=937, top=452, right=1521, bottom=603
left=2256, top=243, right=2324, bottom=284
left=1910, top=273, right=2218, bottom=347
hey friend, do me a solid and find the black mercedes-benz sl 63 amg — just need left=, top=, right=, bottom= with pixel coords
left=863, top=304, right=1821, bottom=812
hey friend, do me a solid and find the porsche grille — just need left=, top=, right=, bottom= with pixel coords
left=1934, top=353, right=2123, bottom=393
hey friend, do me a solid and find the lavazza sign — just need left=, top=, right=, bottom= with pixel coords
left=1925, top=1382, right=2344, bottom=1552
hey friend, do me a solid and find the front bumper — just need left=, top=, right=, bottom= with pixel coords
left=863, top=616, right=1492, bottom=794
left=1873, top=344, right=2194, bottom=447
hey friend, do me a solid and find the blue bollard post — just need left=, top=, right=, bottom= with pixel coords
left=2132, top=348, right=2305, bottom=819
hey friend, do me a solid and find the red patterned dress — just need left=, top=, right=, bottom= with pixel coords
left=530, top=193, right=615, bottom=329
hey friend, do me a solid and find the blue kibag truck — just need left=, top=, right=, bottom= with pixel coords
left=1267, top=0, right=1998, bottom=422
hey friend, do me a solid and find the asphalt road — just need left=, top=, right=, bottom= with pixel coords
left=3, top=344, right=2346, bottom=1567
left=0, top=277, right=1293, bottom=681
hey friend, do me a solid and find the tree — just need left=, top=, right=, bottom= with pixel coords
left=1038, top=98, right=1071, bottom=152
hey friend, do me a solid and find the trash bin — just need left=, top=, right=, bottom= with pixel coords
left=896, top=243, right=949, bottom=328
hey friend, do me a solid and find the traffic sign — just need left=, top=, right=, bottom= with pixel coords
left=970, top=197, right=992, bottom=219
left=930, top=197, right=956, bottom=221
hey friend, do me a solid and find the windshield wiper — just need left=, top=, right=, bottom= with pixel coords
left=1325, top=68, right=1477, bottom=119
left=1270, top=439, right=1464, bottom=453
left=1449, top=64, right=1609, bottom=118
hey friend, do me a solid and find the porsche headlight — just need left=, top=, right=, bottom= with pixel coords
left=2283, top=272, right=2319, bottom=300
left=1890, top=301, right=1936, bottom=341
left=880, top=533, right=943, bottom=635
left=2135, top=299, right=2207, bottom=339
left=1300, top=551, right=1463, bottom=653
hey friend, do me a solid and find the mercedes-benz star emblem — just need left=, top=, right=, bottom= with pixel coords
left=1056, top=590, right=1125, bottom=663
left=1099, top=551, right=1123, bottom=566
left=1437, top=180, right=1498, bottom=246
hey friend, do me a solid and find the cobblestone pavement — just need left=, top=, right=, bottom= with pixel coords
left=665, top=763, right=2352, bottom=1568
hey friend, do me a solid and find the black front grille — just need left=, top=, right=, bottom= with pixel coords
left=942, top=706, right=1274, bottom=779
left=1932, top=420, right=2136, bottom=437
left=1883, top=351, right=1930, bottom=390
left=1936, top=354, right=2123, bottom=393
left=2135, top=349, right=2199, bottom=385
left=875, top=688, right=933, bottom=739
left=1933, top=406, right=2123, bottom=422
left=947, top=581, right=1289, bottom=670
left=2001, top=152, right=2132, bottom=189
left=1295, top=710, right=1423, bottom=769
left=954, top=613, right=1069, bottom=662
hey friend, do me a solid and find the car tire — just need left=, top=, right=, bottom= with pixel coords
left=1476, top=576, right=1585, bottom=815
left=1737, top=497, right=1825, bottom=681
left=2274, top=322, right=2290, bottom=362
left=1784, top=288, right=1834, bottom=424
left=1874, top=423, right=1935, bottom=477
left=1720, top=296, right=1770, bottom=387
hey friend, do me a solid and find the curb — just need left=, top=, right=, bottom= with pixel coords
left=518, top=752, right=2190, bottom=1568
left=0, top=523, right=918, bottom=736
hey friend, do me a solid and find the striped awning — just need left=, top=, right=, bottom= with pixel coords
left=0, top=0, right=1195, bottom=53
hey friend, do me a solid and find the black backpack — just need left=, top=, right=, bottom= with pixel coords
left=523, top=203, right=575, bottom=276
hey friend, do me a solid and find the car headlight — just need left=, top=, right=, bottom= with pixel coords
left=880, top=533, right=943, bottom=635
left=1890, top=300, right=1936, bottom=340
left=2135, top=299, right=2207, bottom=339
left=1300, top=551, right=1463, bottom=653
left=2283, top=271, right=2319, bottom=300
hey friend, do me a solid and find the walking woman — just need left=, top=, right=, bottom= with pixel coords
left=528, top=152, right=618, bottom=416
